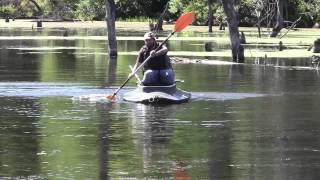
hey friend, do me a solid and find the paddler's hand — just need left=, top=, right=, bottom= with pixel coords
left=150, top=50, right=156, bottom=57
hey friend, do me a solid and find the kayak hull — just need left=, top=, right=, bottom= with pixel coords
left=123, top=84, right=191, bottom=104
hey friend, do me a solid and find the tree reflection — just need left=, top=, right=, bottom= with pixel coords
left=0, top=98, right=41, bottom=177
left=105, top=56, right=117, bottom=86
left=228, top=65, right=245, bottom=91
left=96, top=103, right=113, bottom=180
left=208, top=114, right=232, bottom=179
left=129, top=104, right=177, bottom=177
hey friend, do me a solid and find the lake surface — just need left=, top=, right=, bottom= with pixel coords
left=1, top=27, right=320, bottom=179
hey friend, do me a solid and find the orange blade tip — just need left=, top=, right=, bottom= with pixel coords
left=106, top=95, right=117, bottom=102
left=174, top=12, right=195, bottom=32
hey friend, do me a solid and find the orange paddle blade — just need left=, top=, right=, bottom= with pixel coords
left=106, top=94, right=117, bottom=102
left=174, top=12, right=195, bottom=32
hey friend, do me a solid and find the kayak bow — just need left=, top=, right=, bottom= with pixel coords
left=123, top=84, right=191, bottom=104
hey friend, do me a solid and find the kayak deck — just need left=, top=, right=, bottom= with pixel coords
left=123, top=84, right=191, bottom=104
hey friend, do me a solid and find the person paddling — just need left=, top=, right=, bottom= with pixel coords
left=106, top=12, right=194, bottom=102
left=130, top=32, right=174, bottom=86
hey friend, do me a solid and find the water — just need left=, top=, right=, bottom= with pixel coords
left=1, top=28, right=320, bottom=179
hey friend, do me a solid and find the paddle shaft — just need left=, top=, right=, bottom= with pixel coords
left=110, top=32, right=175, bottom=98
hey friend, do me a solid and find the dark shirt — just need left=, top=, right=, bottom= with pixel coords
left=137, top=43, right=172, bottom=70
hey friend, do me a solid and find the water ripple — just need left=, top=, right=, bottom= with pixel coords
left=0, top=82, right=266, bottom=102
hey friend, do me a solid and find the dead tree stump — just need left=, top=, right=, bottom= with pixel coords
left=37, top=20, right=42, bottom=28
left=313, top=38, right=320, bottom=53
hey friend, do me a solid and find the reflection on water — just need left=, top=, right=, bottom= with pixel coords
left=1, top=28, right=320, bottom=179
left=0, top=97, right=41, bottom=178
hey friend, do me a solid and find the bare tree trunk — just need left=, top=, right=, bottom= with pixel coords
left=270, top=0, right=283, bottom=37
left=256, top=9, right=261, bottom=38
left=255, top=0, right=263, bottom=38
left=28, top=0, right=43, bottom=15
left=314, top=38, right=320, bottom=53
left=106, top=56, right=118, bottom=86
left=208, top=0, right=213, bottom=32
left=257, top=16, right=261, bottom=38
left=155, top=2, right=169, bottom=31
left=220, top=0, right=244, bottom=63
left=105, top=0, right=118, bottom=57
left=28, top=0, right=43, bottom=27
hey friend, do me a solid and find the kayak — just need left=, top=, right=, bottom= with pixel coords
left=123, top=83, right=191, bottom=104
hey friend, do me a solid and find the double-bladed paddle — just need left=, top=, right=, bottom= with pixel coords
left=106, top=12, right=195, bottom=102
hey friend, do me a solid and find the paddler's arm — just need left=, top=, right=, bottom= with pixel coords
left=150, top=44, right=168, bottom=57
left=128, top=56, right=142, bottom=78
left=131, top=61, right=141, bottom=73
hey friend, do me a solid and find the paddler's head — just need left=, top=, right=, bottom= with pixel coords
left=143, top=32, right=156, bottom=48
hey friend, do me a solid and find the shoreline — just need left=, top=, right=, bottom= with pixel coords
left=2, top=19, right=319, bottom=32
left=0, top=19, right=171, bottom=31
left=0, top=19, right=319, bottom=60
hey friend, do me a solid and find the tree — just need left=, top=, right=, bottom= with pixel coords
left=253, top=0, right=264, bottom=38
left=168, top=0, right=209, bottom=25
left=115, top=0, right=169, bottom=20
left=299, top=0, right=320, bottom=27
left=270, top=0, right=284, bottom=37
left=106, top=0, right=117, bottom=57
left=0, top=0, right=43, bottom=17
left=27, top=0, right=42, bottom=16
left=154, top=2, right=169, bottom=31
left=48, top=0, right=79, bottom=20
left=220, top=0, right=244, bottom=62
left=208, top=0, right=213, bottom=32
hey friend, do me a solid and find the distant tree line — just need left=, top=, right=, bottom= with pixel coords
left=1, top=0, right=319, bottom=28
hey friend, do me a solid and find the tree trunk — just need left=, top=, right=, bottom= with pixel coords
left=208, top=0, right=213, bottom=32
left=257, top=16, right=261, bottom=38
left=155, top=2, right=169, bottom=31
left=106, top=56, right=118, bottom=86
left=155, top=18, right=163, bottom=31
left=105, top=0, right=118, bottom=57
left=28, top=0, right=43, bottom=16
left=270, top=0, right=284, bottom=37
left=314, top=38, right=320, bottom=53
left=220, top=0, right=244, bottom=63
left=28, top=0, right=43, bottom=28
left=37, top=20, right=42, bottom=28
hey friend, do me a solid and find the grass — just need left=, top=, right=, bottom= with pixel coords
left=117, top=16, right=156, bottom=22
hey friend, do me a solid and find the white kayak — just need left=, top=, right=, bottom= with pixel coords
left=123, top=83, right=191, bottom=104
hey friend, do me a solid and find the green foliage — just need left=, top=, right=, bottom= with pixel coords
left=238, top=0, right=261, bottom=26
left=115, top=0, right=169, bottom=19
left=188, top=0, right=208, bottom=25
left=285, top=0, right=320, bottom=27
left=115, top=0, right=146, bottom=18
left=0, top=0, right=38, bottom=17
left=75, top=0, right=96, bottom=21
left=302, top=0, right=320, bottom=22
left=168, top=0, right=210, bottom=25
left=1, top=0, right=319, bottom=26
left=214, top=6, right=225, bottom=24
left=168, top=0, right=185, bottom=14
left=168, top=0, right=228, bottom=25
left=0, top=5, right=16, bottom=15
